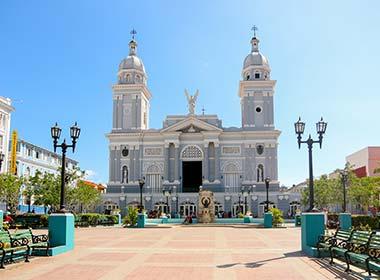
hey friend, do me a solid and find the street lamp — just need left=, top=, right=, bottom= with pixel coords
left=163, top=188, right=172, bottom=215
left=241, top=186, right=251, bottom=214
left=138, top=178, right=145, bottom=213
left=339, top=168, right=349, bottom=213
left=265, top=177, right=270, bottom=212
left=173, top=186, right=178, bottom=216
left=0, top=152, right=4, bottom=172
left=51, top=122, right=80, bottom=212
left=295, top=117, right=327, bottom=212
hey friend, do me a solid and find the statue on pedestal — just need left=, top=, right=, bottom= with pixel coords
left=185, top=89, right=199, bottom=115
left=198, top=188, right=215, bottom=223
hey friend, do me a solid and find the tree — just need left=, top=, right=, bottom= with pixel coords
left=301, top=175, right=337, bottom=210
left=0, top=173, right=24, bottom=214
left=71, top=180, right=101, bottom=213
left=348, top=176, right=380, bottom=213
left=33, top=167, right=85, bottom=212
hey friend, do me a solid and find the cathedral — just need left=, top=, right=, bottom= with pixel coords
left=105, top=31, right=300, bottom=218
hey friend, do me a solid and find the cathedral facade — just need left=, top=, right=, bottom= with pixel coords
left=105, top=33, right=300, bottom=218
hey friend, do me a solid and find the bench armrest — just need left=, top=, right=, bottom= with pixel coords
left=32, top=234, right=49, bottom=243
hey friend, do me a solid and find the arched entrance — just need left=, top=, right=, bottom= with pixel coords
left=289, top=201, right=301, bottom=217
left=179, top=201, right=197, bottom=217
left=154, top=202, right=169, bottom=214
left=258, top=201, right=276, bottom=217
left=181, top=145, right=203, bottom=193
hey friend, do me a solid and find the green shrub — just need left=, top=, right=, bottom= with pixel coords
left=352, top=215, right=379, bottom=230
left=123, top=206, right=138, bottom=227
left=269, top=208, right=284, bottom=227
left=74, top=213, right=118, bottom=227
left=9, top=214, right=48, bottom=229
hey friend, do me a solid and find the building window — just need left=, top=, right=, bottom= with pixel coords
left=255, top=106, right=262, bottom=113
left=255, top=73, right=260, bottom=79
left=257, top=164, right=264, bottom=182
left=36, top=151, right=40, bottom=159
left=122, top=166, right=128, bottom=183
left=145, top=165, right=162, bottom=193
left=223, top=163, right=240, bottom=192
left=27, top=149, right=32, bottom=157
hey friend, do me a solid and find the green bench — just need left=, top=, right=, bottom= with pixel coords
left=317, top=228, right=352, bottom=258
left=345, top=232, right=380, bottom=276
left=10, top=229, right=49, bottom=257
left=330, top=230, right=372, bottom=269
left=0, top=230, right=29, bottom=269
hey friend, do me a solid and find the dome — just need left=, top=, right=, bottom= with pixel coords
left=243, top=52, right=269, bottom=69
left=241, top=36, right=271, bottom=81
left=119, top=55, right=146, bottom=73
left=117, top=38, right=147, bottom=85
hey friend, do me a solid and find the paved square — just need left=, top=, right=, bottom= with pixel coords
left=0, top=226, right=372, bottom=279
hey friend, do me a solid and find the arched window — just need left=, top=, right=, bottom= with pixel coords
left=223, top=163, right=240, bottom=192
left=257, top=164, right=264, bottom=182
left=126, top=74, right=131, bottom=83
left=146, top=165, right=162, bottom=193
left=181, top=145, right=203, bottom=161
left=121, top=166, right=128, bottom=183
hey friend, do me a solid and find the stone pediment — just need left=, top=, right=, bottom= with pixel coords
left=161, top=116, right=222, bottom=133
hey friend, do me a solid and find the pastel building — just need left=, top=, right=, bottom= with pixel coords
left=0, top=96, right=14, bottom=173
left=346, top=147, right=380, bottom=178
left=13, top=139, right=78, bottom=213
left=105, top=32, right=301, bottom=217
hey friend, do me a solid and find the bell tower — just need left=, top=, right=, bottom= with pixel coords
left=112, top=30, right=152, bottom=131
left=238, top=28, right=276, bottom=130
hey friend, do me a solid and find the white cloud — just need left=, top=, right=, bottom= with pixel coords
left=84, top=170, right=97, bottom=180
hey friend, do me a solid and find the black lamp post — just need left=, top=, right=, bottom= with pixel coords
left=138, top=178, right=145, bottom=213
left=173, top=186, right=178, bottom=215
left=241, top=186, right=251, bottom=214
left=265, top=177, right=270, bottom=212
left=238, top=195, right=242, bottom=214
left=0, top=153, right=4, bottom=172
left=339, top=169, right=349, bottom=213
left=295, top=117, right=327, bottom=212
left=163, top=188, right=172, bottom=214
left=51, top=122, right=81, bottom=212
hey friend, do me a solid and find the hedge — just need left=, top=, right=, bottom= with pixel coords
left=352, top=215, right=380, bottom=230
left=74, top=213, right=118, bottom=227
left=6, top=213, right=118, bottom=229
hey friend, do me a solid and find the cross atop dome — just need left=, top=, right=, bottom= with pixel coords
left=130, top=29, right=137, bottom=40
left=251, top=25, right=258, bottom=37
left=129, top=29, right=138, bottom=55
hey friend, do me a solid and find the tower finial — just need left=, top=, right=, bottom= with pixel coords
left=130, top=29, right=137, bottom=40
left=251, top=25, right=258, bottom=37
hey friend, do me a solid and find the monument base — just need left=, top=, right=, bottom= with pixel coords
left=48, top=213, right=74, bottom=256
left=264, top=212, right=273, bottom=228
left=137, top=213, right=145, bottom=228
left=339, top=213, right=352, bottom=230
left=301, top=213, right=325, bottom=257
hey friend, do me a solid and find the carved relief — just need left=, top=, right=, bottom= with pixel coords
left=222, top=146, right=241, bottom=155
left=143, top=162, right=164, bottom=173
left=144, top=147, right=162, bottom=156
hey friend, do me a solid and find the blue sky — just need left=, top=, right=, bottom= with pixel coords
left=1, top=1, right=379, bottom=186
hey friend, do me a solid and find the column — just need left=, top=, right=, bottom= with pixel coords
left=130, top=147, right=135, bottom=182
left=164, top=144, right=169, bottom=180
left=134, top=148, right=139, bottom=181
left=215, top=144, right=220, bottom=181
left=203, top=143, right=209, bottom=181
left=174, top=144, right=179, bottom=181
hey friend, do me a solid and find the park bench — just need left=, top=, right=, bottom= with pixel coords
left=345, top=232, right=380, bottom=276
left=10, top=229, right=49, bottom=257
left=317, top=228, right=352, bottom=258
left=0, top=230, right=29, bottom=269
left=330, top=230, right=372, bottom=268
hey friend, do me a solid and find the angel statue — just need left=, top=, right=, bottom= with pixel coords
left=184, top=89, right=199, bottom=115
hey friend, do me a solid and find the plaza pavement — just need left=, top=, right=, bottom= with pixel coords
left=0, top=225, right=374, bottom=280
